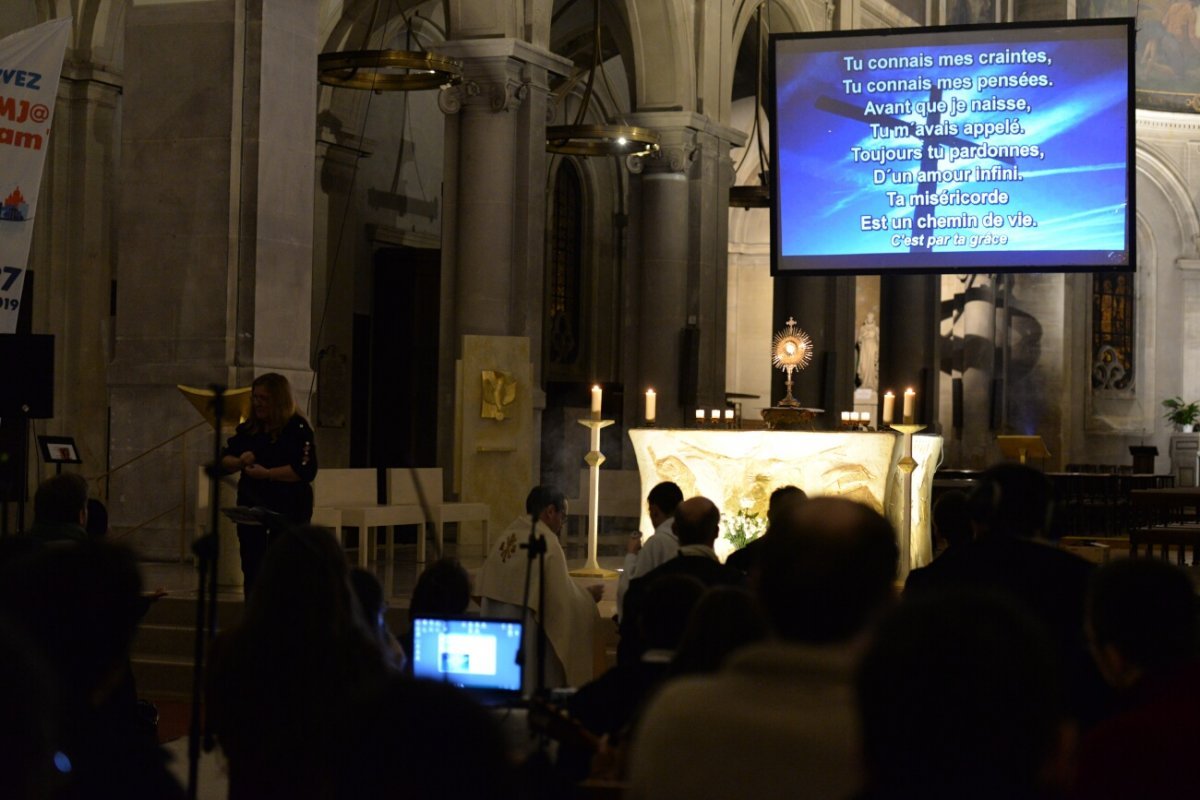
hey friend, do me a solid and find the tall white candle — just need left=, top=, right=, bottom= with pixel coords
left=882, top=391, right=895, bottom=425
left=903, top=388, right=916, bottom=422
left=591, top=385, right=602, bottom=417
left=645, top=389, right=656, bottom=422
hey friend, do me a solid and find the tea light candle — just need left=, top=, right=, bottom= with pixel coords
left=710, top=409, right=721, bottom=421
left=695, top=409, right=705, bottom=422
left=841, top=411, right=851, bottom=422
left=645, top=389, right=656, bottom=422
left=724, top=409, right=734, bottom=421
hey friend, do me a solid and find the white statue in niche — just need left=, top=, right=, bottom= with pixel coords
left=857, top=312, right=879, bottom=392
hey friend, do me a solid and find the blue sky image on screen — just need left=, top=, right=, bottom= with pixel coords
left=411, top=618, right=523, bottom=692
left=775, top=25, right=1129, bottom=269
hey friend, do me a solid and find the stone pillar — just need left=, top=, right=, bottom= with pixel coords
left=880, top=275, right=940, bottom=427
left=634, top=150, right=689, bottom=428
left=32, top=67, right=122, bottom=477
left=626, top=113, right=744, bottom=428
left=109, top=0, right=319, bottom=560
left=436, top=39, right=571, bottom=491
left=771, top=275, right=856, bottom=424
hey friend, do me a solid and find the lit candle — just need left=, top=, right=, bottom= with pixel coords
left=903, top=388, right=916, bottom=422
left=724, top=409, right=734, bottom=421
left=882, top=391, right=895, bottom=425
left=591, top=385, right=602, bottom=417
left=841, top=411, right=851, bottom=422
left=645, top=389, right=656, bottom=423
left=711, top=409, right=721, bottom=421
left=695, top=409, right=705, bottom=422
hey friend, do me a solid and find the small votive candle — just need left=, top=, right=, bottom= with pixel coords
left=903, top=388, right=916, bottom=422
left=710, top=409, right=721, bottom=421
left=882, top=391, right=895, bottom=425
left=841, top=411, right=851, bottom=422
left=724, top=409, right=734, bottom=421
left=645, top=389, right=656, bottom=423
left=695, top=409, right=705, bottom=423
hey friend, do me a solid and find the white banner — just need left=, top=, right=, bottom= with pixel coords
left=0, top=18, right=71, bottom=333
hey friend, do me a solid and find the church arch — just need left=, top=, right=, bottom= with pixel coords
left=621, top=0, right=692, bottom=111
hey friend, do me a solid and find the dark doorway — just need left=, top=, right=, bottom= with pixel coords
left=370, top=247, right=440, bottom=467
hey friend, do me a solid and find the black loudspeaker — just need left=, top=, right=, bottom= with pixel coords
left=0, top=334, right=54, bottom=418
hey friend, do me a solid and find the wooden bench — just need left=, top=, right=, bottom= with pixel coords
left=313, top=468, right=427, bottom=568
left=386, top=468, right=490, bottom=561
left=1128, top=488, right=1200, bottom=565
left=564, top=468, right=644, bottom=541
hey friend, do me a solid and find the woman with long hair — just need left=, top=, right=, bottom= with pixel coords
left=220, top=373, right=318, bottom=592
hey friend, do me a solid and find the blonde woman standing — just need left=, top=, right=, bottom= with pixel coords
left=221, top=373, right=318, bottom=592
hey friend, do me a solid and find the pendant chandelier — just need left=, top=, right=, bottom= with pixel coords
left=318, top=2, right=461, bottom=91
left=546, top=0, right=658, bottom=157
left=729, top=4, right=771, bottom=208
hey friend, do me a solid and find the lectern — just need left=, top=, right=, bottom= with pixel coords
left=996, top=435, right=1050, bottom=466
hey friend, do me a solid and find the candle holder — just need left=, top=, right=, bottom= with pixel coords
left=889, top=423, right=926, bottom=577
left=571, top=418, right=618, bottom=578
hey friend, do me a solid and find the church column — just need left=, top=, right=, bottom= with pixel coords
left=109, top=0, right=319, bottom=558
left=435, top=39, right=570, bottom=524
left=34, top=67, right=121, bottom=479
left=627, top=113, right=744, bottom=428
left=879, top=275, right=940, bottom=426
left=436, top=40, right=569, bottom=347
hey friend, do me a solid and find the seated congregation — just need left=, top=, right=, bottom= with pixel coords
left=2, top=464, right=1198, bottom=799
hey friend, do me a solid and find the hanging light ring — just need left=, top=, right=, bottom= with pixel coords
left=318, top=49, right=462, bottom=91
left=546, top=124, right=660, bottom=157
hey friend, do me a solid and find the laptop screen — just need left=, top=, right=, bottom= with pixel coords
left=410, top=616, right=524, bottom=697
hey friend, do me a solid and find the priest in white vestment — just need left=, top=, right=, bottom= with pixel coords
left=477, top=486, right=602, bottom=691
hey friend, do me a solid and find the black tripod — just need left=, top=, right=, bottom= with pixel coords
left=187, top=386, right=224, bottom=800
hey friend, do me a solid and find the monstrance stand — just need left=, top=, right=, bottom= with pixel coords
left=772, top=317, right=813, bottom=409
left=570, top=416, right=618, bottom=578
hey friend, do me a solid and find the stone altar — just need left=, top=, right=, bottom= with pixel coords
left=628, top=428, right=943, bottom=576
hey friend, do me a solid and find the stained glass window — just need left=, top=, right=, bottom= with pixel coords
left=1091, top=272, right=1134, bottom=391
left=546, top=161, right=583, bottom=368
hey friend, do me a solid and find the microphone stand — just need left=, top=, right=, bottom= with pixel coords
left=517, top=513, right=548, bottom=701
left=187, top=385, right=224, bottom=800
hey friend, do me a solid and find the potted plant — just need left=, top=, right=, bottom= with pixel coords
left=1162, top=396, right=1200, bottom=432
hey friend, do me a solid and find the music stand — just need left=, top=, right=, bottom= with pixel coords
left=996, top=435, right=1051, bottom=466
left=37, top=435, right=81, bottom=475
left=177, top=385, right=252, bottom=430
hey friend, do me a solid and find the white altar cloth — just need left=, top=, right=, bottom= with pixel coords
left=627, top=429, right=942, bottom=575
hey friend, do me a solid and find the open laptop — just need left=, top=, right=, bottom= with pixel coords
left=410, top=615, right=525, bottom=706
